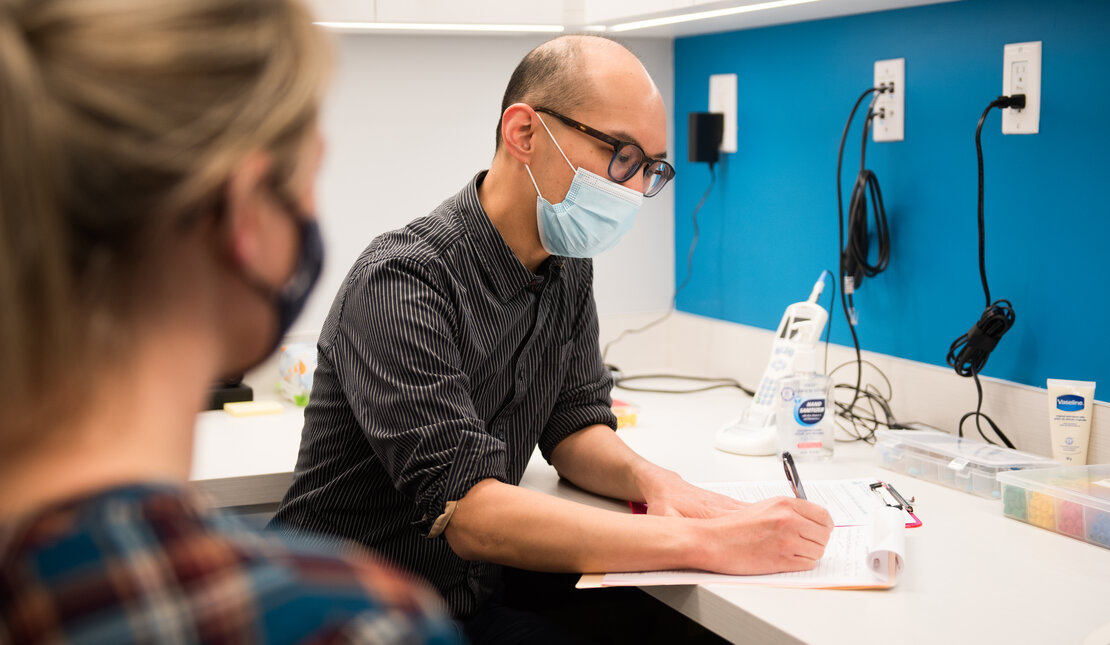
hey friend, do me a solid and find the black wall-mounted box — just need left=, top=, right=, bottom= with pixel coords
left=688, top=112, right=725, bottom=164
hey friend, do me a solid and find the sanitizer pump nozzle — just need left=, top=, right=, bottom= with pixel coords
left=714, top=272, right=830, bottom=456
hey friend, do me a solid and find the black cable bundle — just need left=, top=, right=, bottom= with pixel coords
left=945, top=94, right=1026, bottom=448
left=947, top=301, right=1015, bottom=379
left=832, top=86, right=902, bottom=443
left=843, top=96, right=891, bottom=291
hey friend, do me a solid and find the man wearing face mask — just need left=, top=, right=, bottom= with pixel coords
left=272, top=35, right=833, bottom=643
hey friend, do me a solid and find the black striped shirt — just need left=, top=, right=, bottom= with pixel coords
left=270, top=172, right=616, bottom=617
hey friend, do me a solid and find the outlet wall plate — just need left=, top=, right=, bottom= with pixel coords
left=1002, top=41, right=1041, bottom=134
left=873, top=58, right=905, bottom=142
left=708, top=73, right=738, bottom=153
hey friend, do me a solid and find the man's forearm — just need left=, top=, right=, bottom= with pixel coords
left=442, top=477, right=834, bottom=576
left=442, top=478, right=697, bottom=573
left=548, top=424, right=678, bottom=503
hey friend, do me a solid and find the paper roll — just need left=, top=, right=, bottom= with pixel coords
left=868, top=506, right=906, bottom=583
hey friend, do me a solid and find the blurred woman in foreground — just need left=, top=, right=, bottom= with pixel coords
left=0, top=0, right=457, bottom=642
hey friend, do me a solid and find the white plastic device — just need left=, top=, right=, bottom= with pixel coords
left=714, top=272, right=830, bottom=456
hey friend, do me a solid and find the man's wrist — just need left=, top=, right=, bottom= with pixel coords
left=666, top=516, right=709, bottom=570
left=632, top=460, right=685, bottom=502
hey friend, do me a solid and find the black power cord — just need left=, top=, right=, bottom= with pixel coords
left=945, top=94, right=1025, bottom=448
left=613, top=373, right=753, bottom=396
left=833, top=86, right=900, bottom=443
left=844, top=96, right=891, bottom=291
left=603, top=163, right=755, bottom=397
left=602, top=164, right=714, bottom=362
left=829, top=359, right=906, bottom=444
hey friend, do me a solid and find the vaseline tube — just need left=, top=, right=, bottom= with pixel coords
left=1046, top=379, right=1096, bottom=465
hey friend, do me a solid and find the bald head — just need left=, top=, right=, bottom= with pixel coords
left=495, top=35, right=659, bottom=149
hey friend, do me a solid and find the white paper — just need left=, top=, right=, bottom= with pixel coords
left=696, top=479, right=890, bottom=527
left=601, top=509, right=906, bottom=589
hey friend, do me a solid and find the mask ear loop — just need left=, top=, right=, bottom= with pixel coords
left=524, top=165, right=543, bottom=199
left=524, top=112, right=578, bottom=200
left=534, top=113, right=576, bottom=172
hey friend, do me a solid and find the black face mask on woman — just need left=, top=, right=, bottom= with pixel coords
left=234, top=188, right=325, bottom=363
left=270, top=210, right=323, bottom=346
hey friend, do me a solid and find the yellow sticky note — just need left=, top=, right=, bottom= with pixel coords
left=223, top=400, right=284, bottom=417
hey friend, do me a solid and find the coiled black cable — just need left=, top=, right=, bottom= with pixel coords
left=945, top=95, right=1025, bottom=448
left=835, top=87, right=889, bottom=433
left=947, top=300, right=1015, bottom=378
left=844, top=98, right=891, bottom=288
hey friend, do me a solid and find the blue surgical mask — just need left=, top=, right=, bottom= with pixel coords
left=525, top=114, right=643, bottom=258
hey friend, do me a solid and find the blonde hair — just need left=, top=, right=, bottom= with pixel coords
left=0, top=0, right=329, bottom=444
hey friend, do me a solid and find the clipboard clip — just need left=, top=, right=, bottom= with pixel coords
left=870, top=481, right=921, bottom=528
left=870, top=481, right=915, bottom=514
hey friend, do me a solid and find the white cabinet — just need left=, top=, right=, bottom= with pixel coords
left=306, top=0, right=949, bottom=34
left=586, top=0, right=695, bottom=25
left=305, top=0, right=705, bottom=27
left=375, top=0, right=567, bottom=25
left=304, top=0, right=375, bottom=23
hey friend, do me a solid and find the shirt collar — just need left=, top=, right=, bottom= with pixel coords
left=456, top=171, right=563, bottom=302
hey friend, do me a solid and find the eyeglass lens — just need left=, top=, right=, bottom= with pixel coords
left=608, top=142, right=672, bottom=197
left=643, top=163, right=669, bottom=197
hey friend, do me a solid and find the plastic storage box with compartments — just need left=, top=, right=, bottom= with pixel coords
left=997, top=465, right=1110, bottom=550
left=875, top=428, right=1058, bottom=499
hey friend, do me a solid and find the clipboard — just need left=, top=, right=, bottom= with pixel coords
left=628, top=479, right=923, bottom=528
left=589, top=506, right=907, bottom=590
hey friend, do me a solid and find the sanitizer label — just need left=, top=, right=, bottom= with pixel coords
left=794, top=398, right=826, bottom=425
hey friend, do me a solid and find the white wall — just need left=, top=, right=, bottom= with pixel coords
left=292, top=32, right=676, bottom=337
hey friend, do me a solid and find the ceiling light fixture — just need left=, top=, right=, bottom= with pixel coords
left=314, top=21, right=565, bottom=34
left=608, top=0, right=821, bottom=32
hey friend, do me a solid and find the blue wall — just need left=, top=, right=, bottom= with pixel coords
left=673, top=0, right=1110, bottom=389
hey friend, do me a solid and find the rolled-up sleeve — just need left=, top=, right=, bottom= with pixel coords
left=537, top=263, right=618, bottom=462
left=327, top=256, right=506, bottom=538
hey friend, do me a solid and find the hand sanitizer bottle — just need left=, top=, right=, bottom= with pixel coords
left=776, top=346, right=834, bottom=461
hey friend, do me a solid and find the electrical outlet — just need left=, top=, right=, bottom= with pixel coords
left=872, top=58, right=904, bottom=142
left=708, top=73, right=737, bottom=153
left=1002, top=41, right=1041, bottom=134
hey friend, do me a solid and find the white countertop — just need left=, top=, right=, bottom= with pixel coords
left=527, top=384, right=1110, bottom=645
left=192, top=386, right=1110, bottom=644
left=190, top=398, right=304, bottom=507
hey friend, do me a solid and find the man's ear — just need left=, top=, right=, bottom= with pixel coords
left=500, top=103, right=539, bottom=164
left=222, top=152, right=273, bottom=268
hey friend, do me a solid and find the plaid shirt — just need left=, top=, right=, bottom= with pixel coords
left=0, top=483, right=462, bottom=644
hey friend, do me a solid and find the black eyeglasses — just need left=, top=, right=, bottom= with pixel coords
left=533, top=107, right=675, bottom=198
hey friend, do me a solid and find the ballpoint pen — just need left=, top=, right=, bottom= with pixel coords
left=781, top=451, right=807, bottom=500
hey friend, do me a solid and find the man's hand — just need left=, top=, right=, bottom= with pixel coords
left=696, top=496, right=835, bottom=574
left=640, top=468, right=747, bottom=519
